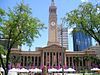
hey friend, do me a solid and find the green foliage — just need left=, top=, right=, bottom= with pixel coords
left=0, top=45, right=6, bottom=67
left=10, top=55, right=21, bottom=64
left=73, top=56, right=80, bottom=62
left=65, top=2, right=100, bottom=44
left=0, top=2, right=44, bottom=48
left=0, top=1, right=45, bottom=75
left=84, top=55, right=100, bottom=66
left=0, top=45, right=7, bottom=55
left=83, top=55, right=91, bottom=61
left=0, top=8, right=5, bottom=22
left=89, top=55, right=100, bottom=65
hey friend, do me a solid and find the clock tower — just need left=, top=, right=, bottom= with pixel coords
left=47, top=0, right=59, bottom=46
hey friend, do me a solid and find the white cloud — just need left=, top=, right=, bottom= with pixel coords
left=1, top=54, right=6, bottom=58
left=68, top=28, right=73, bottom=34
left=96, top=0, right=100, bottom=3
left=81, top=0, right=88, bottom=2
left=97, top=8, right=100, bottom=13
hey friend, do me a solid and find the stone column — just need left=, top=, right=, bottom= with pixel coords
left=68, top=57, right=70, bottom=67
left=88, top=61, right=91, bottom=69
left=37, top=57, right=38, bottom=67
left=58, top=52, right=59, bottom=66
left=65, top=55, right=66, bottom=66
left=72, top=57, right=73, bottom=67
left=79, top=57, right=80, bottom=69
left=46, top=52, right=47, bottom=66
left=34, top=56, right=35, bottom=66
left=23, top=56, right=25, bottom=67
left=26, top=56, right=28, bottom=67
left=55, top=52, right=57, bottom=66
left=49, top=52, right=50, bottom=66
left=52, top=52, right=53, bottom=67
left=82, top=57, right=84, bottom=66
left=43, top=52, right=44, bottom=66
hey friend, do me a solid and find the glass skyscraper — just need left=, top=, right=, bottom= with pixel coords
left=73, top=31, right=92, bottom=51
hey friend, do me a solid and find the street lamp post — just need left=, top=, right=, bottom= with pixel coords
left=61, top=19, right=64, bottom=75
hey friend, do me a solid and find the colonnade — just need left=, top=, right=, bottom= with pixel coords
left=20, top=56, right=41, bottom=68
left=43, top=52, right=62, bottom=67
left=12, top=52, right=92, bottom=70
left=42, top=52, right=91, bottom=69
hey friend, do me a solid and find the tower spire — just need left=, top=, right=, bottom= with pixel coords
left=51, top=0, right=55, bottom=6
left=52, top=0, right=54, bottom=2
left=48, top=0, right=59, bottom=46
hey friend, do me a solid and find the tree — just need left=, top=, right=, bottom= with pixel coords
left=65, top=2, right=100, bottom=45
left=83, top=55, right=92, bottom=69
left=0, top=8, right=5, bottom=22
left=89, top=55, right=100, bottom=68
left=73, top=56, right=81, bottom=71
left=0, top=45, right=6, bottom=67
left=0, top=1, right=45, bottom=75
left=10, top=55, right=21, bottom=68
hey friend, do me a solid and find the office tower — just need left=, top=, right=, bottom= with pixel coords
left=73, top=30, right=92, bottom=51
left=58, top=27, right=68, bottom=49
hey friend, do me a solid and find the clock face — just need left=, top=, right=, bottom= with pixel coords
left=51, top=21, right=55, bottom=26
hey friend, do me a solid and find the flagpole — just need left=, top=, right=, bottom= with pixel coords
left=61, top=18, right=64, bottom=75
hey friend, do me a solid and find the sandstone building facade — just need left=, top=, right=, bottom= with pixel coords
left=10, top=0, right=96, bottom=71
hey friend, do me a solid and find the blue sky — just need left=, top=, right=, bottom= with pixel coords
left=0, top=0, right=98, bottom=51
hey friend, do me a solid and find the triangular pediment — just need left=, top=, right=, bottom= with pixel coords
left=41, top=44, right=66, bottom=50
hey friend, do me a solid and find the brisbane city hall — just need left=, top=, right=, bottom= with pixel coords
left=10, top=0, right=97, bottom=71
